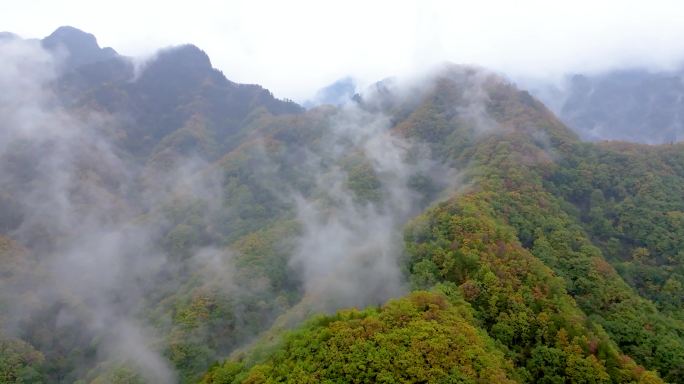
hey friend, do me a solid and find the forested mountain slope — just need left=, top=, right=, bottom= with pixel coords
left=0, top=28, right=682, bottom=384
left=205, top=69, right=684, bottom=384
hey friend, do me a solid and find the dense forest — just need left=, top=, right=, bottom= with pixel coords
left=0, top=27, right=683, bottom=384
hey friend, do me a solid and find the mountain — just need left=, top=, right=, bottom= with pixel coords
left=0, top=31, right=19, bottom=41
left=42, top=26, right=119, bottom=71
left=304, top=76, right=358, bottom=107
left=205, top=67, right=684, bottom=383
left=1, top=27, right=683, bottom=384
left=530, top=68, right=684, bottom=144
left=53, top=42, right=302, bottom=160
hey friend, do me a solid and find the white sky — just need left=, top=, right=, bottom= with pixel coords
left=2, top=0, right=684, bottom=100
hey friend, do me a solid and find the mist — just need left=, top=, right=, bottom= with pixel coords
left=0, top=36, right=259, bottom=383
left=2, top=2, right=683, bottom=382
left=0, top=33, right=465, bottom=382
left=2, top=12, right=651, bottom=383
left=289, top=105, right=436, bottom=311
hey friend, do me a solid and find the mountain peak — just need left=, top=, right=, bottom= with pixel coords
left=0, top=31, right=19, bottom=41
left=305, top=76, right=358, bottom=107
left=134, top=44, right=216, bottom=97
left=44, top=26, right=96, bottom=44
left=152, top=44, right=213, bottom=72
left=42, top=26, right=118, bottom=70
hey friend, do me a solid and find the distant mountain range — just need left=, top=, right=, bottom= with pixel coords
left=528, top=68, right=684, bottom=144
left=27, top=25, right=684, bottom=145
left=6, top=26, right=302, bottom=159
left=312, top=68, right=684, bottom=145
left=302, top=76, right=359, bottom=108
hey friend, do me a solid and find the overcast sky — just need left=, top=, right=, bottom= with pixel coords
left=2, top=0, right=684, bottom=100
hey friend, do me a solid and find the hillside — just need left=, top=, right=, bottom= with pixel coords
left=0, top=28, right=683, bottom=384
left=203, top=67, right=684, bottom=384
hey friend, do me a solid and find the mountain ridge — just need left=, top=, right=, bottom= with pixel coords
left=41, top=25, right=118, bottom=71
left=0, top=26, right=683, bottom=384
